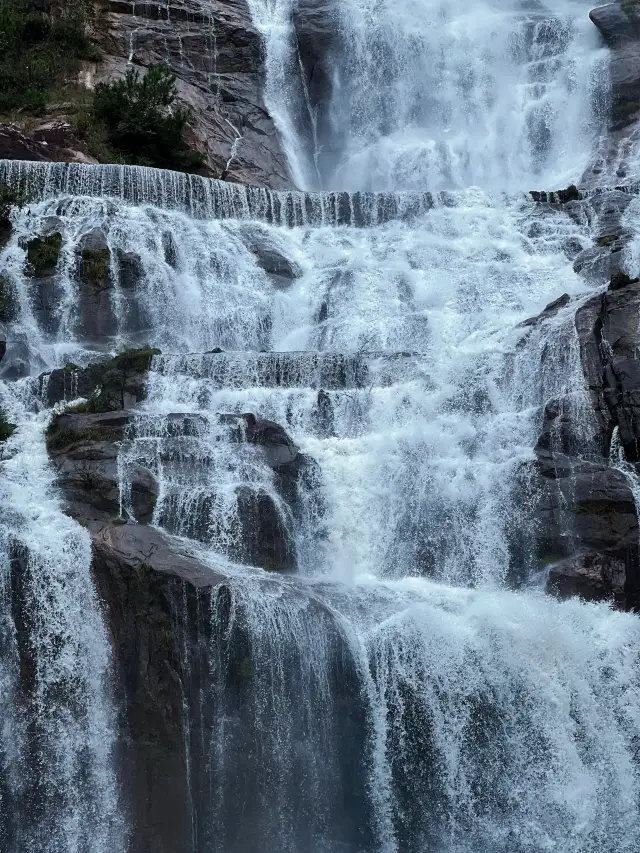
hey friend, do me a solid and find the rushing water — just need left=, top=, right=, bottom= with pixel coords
left=246, top=0, right=610, bottom=191
left=1, top=0, right=640, bottom=851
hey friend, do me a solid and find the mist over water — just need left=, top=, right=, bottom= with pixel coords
left=1, top=0, right=639, bottom=850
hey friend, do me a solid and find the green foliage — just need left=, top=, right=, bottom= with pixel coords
left=0, top=408, right=16, bottom=442
left=91, top=65, right=204, bottom=172
left=610, top=271, right=640, bottom=291
left=0, top=1, right=100, bottom=115
left=597, top=234, right=618, bottom=248
left=0, top=273, right=19, bottom=321
left=24, top=233, right=62, bottom=277
left=613, top=99, right=640, bottom=123
left=46, top=423, right=113, bottom=450
left=80, top=247, right=110, bottom=283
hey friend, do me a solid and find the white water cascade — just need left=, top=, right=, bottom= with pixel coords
left=1, top=1, right=640, bottom=851
left=247, top=0, right=610, bottom=191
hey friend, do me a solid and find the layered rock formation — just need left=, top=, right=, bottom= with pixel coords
left=37, top=347, right=316, bottom=850
left=586, top=1, right=640, bottom=181
left=529, top=186, right=640, bottom=609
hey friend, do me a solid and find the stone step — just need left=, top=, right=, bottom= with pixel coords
left=150, top=350, right=424, bottom=390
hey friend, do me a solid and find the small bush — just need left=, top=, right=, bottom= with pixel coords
left=91, top=65, right=204, bottom=172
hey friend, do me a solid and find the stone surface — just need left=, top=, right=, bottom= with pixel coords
left=46, top=410, right=158, bottom=525
left=90, top=0, right=290, bottom=186
left=0, top=123, right=94, bottom=164
left=92, top=521, right=223, bottom=853
left=585, top=3, right=640, bottom=181
left=0, top=0, right=291, bottom=187
left=40, top=348, right=157, bottom=408
left=532, top=280, right=640, bottom=609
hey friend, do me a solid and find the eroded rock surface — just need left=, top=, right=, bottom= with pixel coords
left=533, top=281, right=640, bottom=609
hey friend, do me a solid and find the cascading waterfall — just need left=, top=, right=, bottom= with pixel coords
left=0, top=387, right=125, bottom=852
left=1, top=0, right=640, bottom=851
left=247, top=0, right=610, bottom=191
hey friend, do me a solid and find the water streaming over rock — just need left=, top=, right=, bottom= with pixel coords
left=1, top=1, right=640, bottom=851
left=246, top=0, right=610, bottom=191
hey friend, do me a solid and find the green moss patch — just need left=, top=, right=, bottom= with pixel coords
left=80, top=247, right=111, bottom=284
left=555, top=185, right=581, bottom=204
left=24, top=233, right=62, bottom=277
left=45, top=424, right=115, bottom=451
left=0, top=273, right=19, bottom=322
left=610, top=271, right=640, bottom=291
left=597, top=234, right=618, bottom=248
left=81, top=347, right=162, bottom=412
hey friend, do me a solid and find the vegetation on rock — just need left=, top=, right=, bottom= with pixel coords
left=555, top=184, right=581, bottom=204
left=610, top=271, right=640, bottom=291
left=0, top=0, right=100, bottom=115
left=81, top=347, right=161, bottom=411
left=24, top=233, right=62, bottom=277
left=46, top=423, right=114, bottom=450
left=0, top=273, right=19, bottom=322
left=87, top=65, right=204, bottom=172
left=80, top=247, right=111, bottom=283
left=0, top=407, right=16, bottom=441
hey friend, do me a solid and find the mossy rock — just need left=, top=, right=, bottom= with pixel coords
left=613, top=99, right=640, bottom=122
left=83, top=347, right=162, bottom=412
left=80, top=247, right=111, bottom=285
left=0, top=274, right=19, bottom=323
left=610, top=271, right=640, bottom=291
left=45, top=424, right=116, bottom=451
left=597, top=234, right=619, bottom=248
left=23, top=233, right=63, bottom=277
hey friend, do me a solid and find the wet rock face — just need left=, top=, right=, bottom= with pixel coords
left=93, top=0, right=291, bottom=187
left=533, top=282, right=640, bottom=609
left=92, top=522, right=222, bottom=853
left=585, top=2, right=640, bottom=180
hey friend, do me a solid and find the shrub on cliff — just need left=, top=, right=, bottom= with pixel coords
left=91, top=65, right=204, bottom=172
left=0, top=1, right=100, bottom=114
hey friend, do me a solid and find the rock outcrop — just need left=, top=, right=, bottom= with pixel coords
left=533, top=280, right=640, bottom=610
left=38, top=343, right=322, bottom=849
left=585, top=2, right=640, bottom=181
left=92, top=521, right=222, bottom=853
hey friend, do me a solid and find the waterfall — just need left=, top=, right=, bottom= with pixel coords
left=1, top=0, right=640, bottom=850
left=0, top=388, right=125, bottom=852
left=247, top=0, right=610, bottom=191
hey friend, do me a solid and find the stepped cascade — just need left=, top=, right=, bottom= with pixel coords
left=2, top=2, right=640, bottom=852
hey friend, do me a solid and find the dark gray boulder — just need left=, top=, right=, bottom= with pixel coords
left=532, top=281, right=640, bottom=609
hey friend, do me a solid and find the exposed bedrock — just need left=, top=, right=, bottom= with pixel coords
left=586, top=2, right=640, bottom=181
left=532, top=280, right=640, bottom=609
left=93, top=0, right=291, bottom=186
